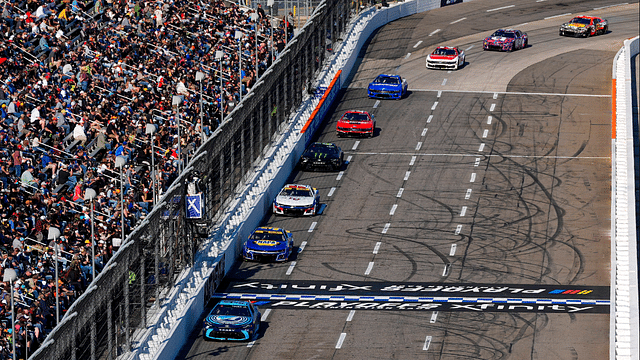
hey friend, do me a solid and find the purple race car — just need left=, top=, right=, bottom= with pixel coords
left=483, top=29, right=528, bottom=52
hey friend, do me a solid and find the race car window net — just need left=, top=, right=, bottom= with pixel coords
left=570, top=18, right=591, bottom=25
left=375, top=76, right=400, bottom=84
left=491, top=31, right=516, bottom=38
left=342, top=113, right=370, bottom=123
left=433, top=48, right=457, bottom=56
left=250, top=231, right=285, bottom=241
left=212, top=304, right=252, bottom=317
left=281, top=188, right=312, bottom=197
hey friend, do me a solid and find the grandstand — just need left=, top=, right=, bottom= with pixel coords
left=0, top=0, right=296, bottom=357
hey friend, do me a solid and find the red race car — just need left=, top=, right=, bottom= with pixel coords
left=336, top=110, right=376, bottom=137
left=559, top=16, right=608, bottom=37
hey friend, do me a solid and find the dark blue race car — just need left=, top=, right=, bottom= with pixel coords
left=203, top=300, right=261, bottom=341
left=243, top=227, right=294, bottom=262
left=367, top=74, right=408, bottom=99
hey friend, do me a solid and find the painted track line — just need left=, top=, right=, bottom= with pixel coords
left=450, top=17, right=466, bottom=24
left=487, top=4, right=515, bottom=12
left=545, top=12, right=572, bottom=20
left=215, top=293, right=612, bottom=306
left=345, top=151, right=609, bottom=160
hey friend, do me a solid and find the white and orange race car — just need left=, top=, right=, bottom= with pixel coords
left=559, top=16, right=608, bottom=37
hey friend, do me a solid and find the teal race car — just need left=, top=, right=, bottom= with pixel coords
left=203, top=300, right=261, bottom=341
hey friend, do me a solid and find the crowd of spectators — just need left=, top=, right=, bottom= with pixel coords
left=0, top=0, right=294, bottom=357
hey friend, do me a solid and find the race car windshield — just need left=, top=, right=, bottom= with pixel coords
left=375, top=76, right=400, bottom=84
left=492, top=31, right=515, bottom=38
left=305, top=144, right=336, bottom=156
left=212, top=304, right=251, bottom=317
left=250, top=231, right=284, bottom=241
left=570, top=18, right=591, bottom=25
left=432, top=48, right=457, bottom=56
left=342, top=112, right=370, bottom=123
left=281, top=188, right=312, bottom=197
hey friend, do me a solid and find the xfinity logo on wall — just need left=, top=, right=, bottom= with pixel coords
left=441, top=0, right=463, bottom=6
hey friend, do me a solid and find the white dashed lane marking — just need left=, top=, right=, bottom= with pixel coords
left=261, top=309, right=272, bottom=321
left=410, top=156, right=416, bottom=166
left=328, top=187, right=336, bottom=197
left=442, top=264, right=451, bottom=276
left=416, top=142, right=422, bottom=151
left=286, top=261, right=297, bottom=275
left=397, top=188, right=404, bottom=198
left=545, top=12, right=572, bottom=19
left=490, top=103, right=496, bottom=111
left=373, top=242, right=382, bottom=254
left=352, top=141, right=360, bottom=150
left=404, top=171, right=411, bottom=181
left=460, top=206, right=467, bottom=217
left=336, top=171, right=344, bottom=180
left=382, top=223, right=390, bottom=234
left=423, top=336, right=432, bottom=350
left=493, top=92, right=498, bottom=99
left=430, top=311, right=439, bottom=323
left=431, top=102, right=438, bottom=110
left=365, top=262, right=374, bottom=275
left=450, top=17, right=466, bottom=24
left=455, top=225, right=462, bottom=235
left=465, top=188, right=472, bottom=199
left=421, top=128, right=428, bottom=136
left=465, top=45, right=474, bottom=51
left=437, top=91, right=442, bottom=98
left=373, top=100, right=380, bottom=108
left=474, top=158, right=481, bottom=166
left=487, top=4, right=515, bottom=12
left=427, top=115, right=433, bottom=123
left=298, top=241, right=307, bottom=253
left=482, top=129, right=489, bottom=138
left=390, top=204, right=397, bottom=215
left=441, top=79, right=447, bottom=86
left=487, top=116, right=492, bottom=124
left=479, top=143, right=485, bottom=151
left=346, top=155, right=352, bottom=162
left=336, top=333, right=347, bottom=349
left=429, top=29, right=441, bottom=36
left=413, top=40, right=423, bottom=48
left=346, top=310, right=356, bottom=321
left=449, top=244, right=457, bottom=256
left=308, top=222, right=317, bottom=232
left=470, top=173, right=476, bottom=182
left=405, top=52, right=411, bottom=59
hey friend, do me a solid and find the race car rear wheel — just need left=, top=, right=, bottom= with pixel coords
left=523, top=39, right=528, bottom=48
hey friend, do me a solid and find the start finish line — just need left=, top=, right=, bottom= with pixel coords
left=210, top=293, right=610, bottom=313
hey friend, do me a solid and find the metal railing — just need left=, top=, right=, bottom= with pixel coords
left=29, top=0, right=353, bottom=358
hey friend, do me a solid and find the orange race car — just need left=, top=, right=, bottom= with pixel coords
left=559, top=16, right=608, bottom=37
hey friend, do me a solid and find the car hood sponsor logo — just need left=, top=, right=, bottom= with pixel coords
left=253, top=240, right=279, bottom=247
left=428, top=55, right=457, bottom=60
left=488, top=37, right=511, bottom=42
left=206, top=315, right=252, bottom=326
left=567, top=23, right=587, bottom=28
left=276, top=196, right=312, bottom=206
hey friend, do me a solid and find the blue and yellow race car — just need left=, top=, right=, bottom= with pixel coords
left=367, top=74, right=408, bottom=99
left=203, top=300, right=261, bottom=341
left=243, top=227, right=294, bottom=262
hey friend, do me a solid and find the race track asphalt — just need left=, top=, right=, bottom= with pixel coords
left=177, top=1, right=639, bottom=359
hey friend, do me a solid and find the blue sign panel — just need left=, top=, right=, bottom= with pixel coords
left=186, top=194, right=202, bottom=219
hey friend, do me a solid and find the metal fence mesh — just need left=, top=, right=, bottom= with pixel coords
left=29, top=0, right=353, bottom=358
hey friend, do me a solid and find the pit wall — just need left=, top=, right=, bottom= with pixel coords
left=611, top=36, right=639, bottom=360
left=129, top=1, right=449, bottom=359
